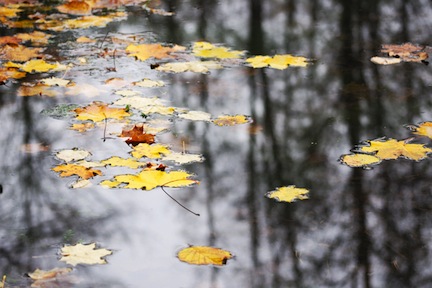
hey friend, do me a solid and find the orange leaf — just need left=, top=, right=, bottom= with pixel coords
left=0, top=44, right=43, bottom=62
left=57, top=1, right=93, bottom=15
left=52, top=163, right=102, bottom=179
left=74, top=101, right=130, bottom=122
left=177, top=246, right=233, bottom=266
left=120, top=123, right=155, bottom=146
left=126, top=43, right=185, bottom=61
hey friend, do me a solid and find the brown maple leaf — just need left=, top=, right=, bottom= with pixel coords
left=121, top=123, right=155, bottom=146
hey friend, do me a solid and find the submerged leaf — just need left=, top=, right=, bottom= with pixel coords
left=55, top=148, right=91, bottom=162
left=60, top=243, right=112, bottom=266
left=266, top=186, right=309, bottom=203
left=177, top=246, right=233, bottom=266
left=162, top=152, right=205, bottom=164
left=212, top=114, right=252, bottom=126
left=155, top=61, right=223, bottom=73
left=28, top=267, right=72, bottom=280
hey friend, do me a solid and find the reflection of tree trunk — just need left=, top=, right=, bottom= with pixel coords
left=338, top=1, right=371, bottom=287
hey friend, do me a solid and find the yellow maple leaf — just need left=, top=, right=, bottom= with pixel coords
left=246, top=54, right=310, bottom=69
left=0, top=6, right=22, bottom=18
left=155, top=61, right=223, bottom=73
left=60, top=243, right=112, bottom=266
left=212, top=114, right=251, bottom=126
left=266, top=186, right=309, bottom=203
left=52, top=163, right=102, bottom=179
left=74, top=101, right=130, bottom=122
left=358, top=138, right=432, bottom=161
left=101, top=156, right=146, bottom=169
left=101, top=169, right=197, bottom=190
left=5, top=59, right=67, bottom=73
left=0, top=44, right=43, bottom=62
left=339, top=153, right=381, bottom=168
left=131, top=143, right=170, bottom=159
left=126, top=43, right=185, bottom=61
left=15, top=31, right=51, bottom=46
left=177, top=246, right=233, bottom=266
left=193, top=41, right=244, bottom=59
left=409, top=122, right=432, bottom=139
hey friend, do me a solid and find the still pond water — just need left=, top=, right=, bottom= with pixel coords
left=1, top=0, right=432, bottom=287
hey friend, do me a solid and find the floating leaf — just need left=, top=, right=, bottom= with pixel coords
left=28, top=267, right=72, bottom=280
left=177, top=246, right=233, bottom=266
left=212, top=114, right=252, bottom=126
left=178, top=110, right=212, bottom=122
left=17, top=83, right=57, bottom=97
left=126, top=43, right=185, bottom=61
left=339, top=153, right=381, bottom=168
left=74, top=101, right=130, bottom=122
left=408, top=122, right=432, bottom=139
left=101, top=156, right=146, bottom=169
left=162, top=152, right=205, bottom=165
left=266, top=186, right=309, bottom=203
left=52, top=164, right=102, bottom=179
left=193, top=41, right=244, bottom=59
left=15, top=31, right=51, bottom=46
left=133, top=78, right=165, bottom=87
left=5, top=59, right=67, bottom=73
left=155, top=61, right=223, bottom=73
left=381, top=43, right=428, bottom=63
left=57, top=0, right=93, bottom=15
left=246, top=54, right=310, bottom=69
left=70, top=122, right=95, bottom=132
left=120, top=123, right=155, bottom=146
left=55, top=148, right=91, bottom=162
left=370, top=56, right=402, bottom=65
left=0, top=67, right=26, bottom=84
left=101, top=169, right=197, bottom=190
left=131, top=143, right=170, bottom=159
left=0, top=6, right=22, bottom=18
left=356, top=138, right=432, bottom=161
left=60, top=243, right=112, bottom=266
left=41, top=77, right=72, bottom=87
left=0, top=44, right=43, bottom=62
left=38, top=13, right=126, bottom=31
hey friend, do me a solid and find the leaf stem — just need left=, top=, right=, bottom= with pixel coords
left=160, top=185, right=200, bottom=216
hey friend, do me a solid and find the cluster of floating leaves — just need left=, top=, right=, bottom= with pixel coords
left=371, top=42, right=430, bottom=65
left=0, top=0, right=315, bottom=281
left=340, top=122, right=432, bottom=168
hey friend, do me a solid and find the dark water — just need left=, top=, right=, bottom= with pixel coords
left=1, top=0, right=432, bottom=287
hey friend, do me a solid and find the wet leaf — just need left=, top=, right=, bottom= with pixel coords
left=57, top=0, right=93, bottom=15
left=120, top=123, right=156, bottom=146
left=177, top=246, right=233, bottom=266
left=41, top=77, right=72, bottom=87
left=131, top=143, right=171, bottom=159
left=28, top=267, right=72, bottom=280
left=132, top=78, right=165, bottom=87
left=155, top=61, right=223, bottom=73
left=178, top=110, right=212, bottom=121
left=0, top=44, right=43, bottom=62
left=162, top=152, right=205, bottom=165
left=408, top=122, right=432, bottom=139
left=52, top=164, right=102, bottom=179
left=0, top=6, right=22, bottom=18
left=55, top=148, right=91, bottom=162
left=370, top=56, right=402, bottom=65
left=246, top=54, right=310, bottom=69
left=381, top=43, right=428, bottom=63
left=101, top=156, right=146, bottom=169
left=41, top=104, right=80, bottom=119
left=356, top=138, right=432, bottom=161
left=5, top=59, right=67, bottom=73
left=38, top=13, right=127, bottom=31
left=0, top=67, right=26, bottom=84
left=101, top=169, right=197, bottom=190
left=60, top=243, right=112, bottom=266
left=74, top=101, right=130, bottom=122
left=76, top=36, right=96, bottom=43
left=126, top=43, right=185, bottom=61
left=212, top=114, right=252, bottom=126
left=17, top=83, right=57, bottom=97
left=193, top=41, right=244, bottom=59
left=15, top=31, right=51, bottom=46
left=113, top=96, right=175, bottom=115
left=339, top=153, right=381, bottom=168
left=70, top=122, right=95, bottom=132
left=266, top=186, right=310, bottom=203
